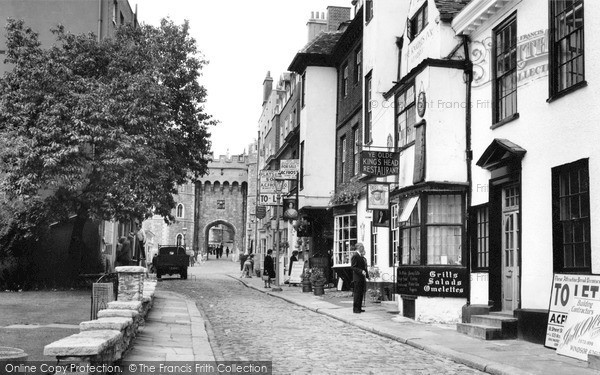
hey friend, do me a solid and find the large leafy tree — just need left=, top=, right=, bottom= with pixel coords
left=0, top=19, right=215, bottom=266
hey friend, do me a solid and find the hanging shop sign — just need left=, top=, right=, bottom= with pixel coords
left=397, top=267, right=468, bottom=298
left=256, top=205, right=266, bottom=219
left=366, top=183, right=390, bottom=211
left=279, top=159, right=300, bottom=179
left=360, top=151, right=400, bottom=177
left=282, top=197, right=298, bottom=221
left=259, top=170, right=290, bottom=193
left=545, top=273, right=600, bottom=351
left=417, top=91, right=427, bottom=117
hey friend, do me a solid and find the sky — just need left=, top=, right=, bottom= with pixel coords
left=130, top=0, right=354, bottom=157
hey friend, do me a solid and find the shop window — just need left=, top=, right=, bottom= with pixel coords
left=370, top=224, right=378, bottom=265
left=552, top=159, right=591, bottom=272
left=398, top=194, right=464, bottom=265
left=471, top=205, right=489, bottom=270
left=364, top=71, right=372, bottom=144
left=334, top=214, right=357, bottom=266
left=549, top=0, right=585, bottom=98
left=493, top=14, right=517, bottom=124
left=426, top=194, right=463, bottom=265
left=409, top=2, right=428, bottom=40
left=395, top=84, right=416, bottom=148
left=399, top=197, right=421, bottom=265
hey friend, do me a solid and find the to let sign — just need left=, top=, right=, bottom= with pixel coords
left=545, top=273, right=600, bottom=350
left=360, top=151, right=400, bottom=177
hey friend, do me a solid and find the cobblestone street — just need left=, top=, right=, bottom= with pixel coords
left=156, top=259, right=484, bottom=374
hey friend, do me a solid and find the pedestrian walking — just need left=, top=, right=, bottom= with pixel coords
left=226, top=246, right=230, bottom=258
left=241, top=254, right=254, bottom=278
left=263, top=249, right=276, bottom=288
left=351, top=243, right=369, bottom=314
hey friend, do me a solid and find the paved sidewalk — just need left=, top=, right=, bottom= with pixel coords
left=233, top=274, right=596, bottom=375
left=125, top=290, right=215, bottom=362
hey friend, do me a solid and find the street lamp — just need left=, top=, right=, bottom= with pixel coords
left=272, top=179, right=284, bottom=292
left=182, top=227, right=187, bottom=251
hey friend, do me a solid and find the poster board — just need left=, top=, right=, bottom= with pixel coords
left=556, top=298, right=600, bottom=360
left=289, top=262, right=304, bottom=284
left=545, top=273, right=600, bottom=349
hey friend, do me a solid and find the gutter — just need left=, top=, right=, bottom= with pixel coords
left=462, top=34, right=473, bottom=305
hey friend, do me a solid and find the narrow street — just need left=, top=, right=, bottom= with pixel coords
left=156, top=258, right=484, bottom=374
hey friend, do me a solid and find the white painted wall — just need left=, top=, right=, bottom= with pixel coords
left=465, top=0, right=600, bottom=310
left=363, top=0, right=409, bottom=148
left=360, top=0, right=410, bottom=281
left=424, top=67, right=468, bottom=183
left=299, top=66, right=337, bottom=208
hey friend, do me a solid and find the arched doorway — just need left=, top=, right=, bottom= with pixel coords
left=204, top=220, right=236, bottom=259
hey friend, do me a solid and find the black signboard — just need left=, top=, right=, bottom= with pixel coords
left=397, top=266, right=468, bottom=298
left=360, top=151, right=400, bottom=177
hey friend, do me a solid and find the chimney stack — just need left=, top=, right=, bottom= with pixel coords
left=306, top=9, right=327, bottom=42
left=327, top=6, right=351, bottom=32
left=262, top=71, right=273, bottom=106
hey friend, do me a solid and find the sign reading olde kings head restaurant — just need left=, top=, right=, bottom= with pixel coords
left=397, top=267, right=468, bottom=298
left=360, top=151, right=400, bottom=177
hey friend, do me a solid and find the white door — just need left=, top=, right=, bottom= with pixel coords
left=502, top=186, right=520, bottom=312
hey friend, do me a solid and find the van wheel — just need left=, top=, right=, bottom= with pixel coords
left=181, top=268, right=188, bottom=280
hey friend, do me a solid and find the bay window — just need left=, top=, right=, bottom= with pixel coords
left=397, top=193, right=464, bottom=266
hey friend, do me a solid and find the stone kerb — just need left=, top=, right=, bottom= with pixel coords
left=115, top=266, right=146, bottom=302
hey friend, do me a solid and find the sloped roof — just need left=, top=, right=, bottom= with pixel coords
left=476, top=138, right=527, bottom=170
left=300, top=31, right=344, bottom=54
left=434, top=0, right=472, bottom=21
left=288, top=31, right=344, bottom=73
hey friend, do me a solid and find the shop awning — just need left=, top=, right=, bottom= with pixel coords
left=399, top=196, right=419, bottom=223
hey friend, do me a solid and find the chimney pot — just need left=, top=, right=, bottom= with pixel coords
left=311, top=11, right=314, bottom=18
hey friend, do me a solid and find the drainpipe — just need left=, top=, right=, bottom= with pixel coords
left=255, top=131, right=261, bottom=259
left=97, top=0, right=103, bottom=42
left=462, top=34, right=473, bottom=305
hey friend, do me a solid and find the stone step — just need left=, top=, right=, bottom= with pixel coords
left=471, top=314, right=518, bottom=328
left=456, top=323, right=503, bottom=340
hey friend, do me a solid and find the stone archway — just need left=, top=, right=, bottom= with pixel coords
left=203, top=220, right=237, bottom=259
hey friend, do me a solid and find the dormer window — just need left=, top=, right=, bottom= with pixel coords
left=409, top=2, right=428, bottom=40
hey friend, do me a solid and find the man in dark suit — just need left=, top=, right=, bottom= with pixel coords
left=351, top=243, right=369, bottom=313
